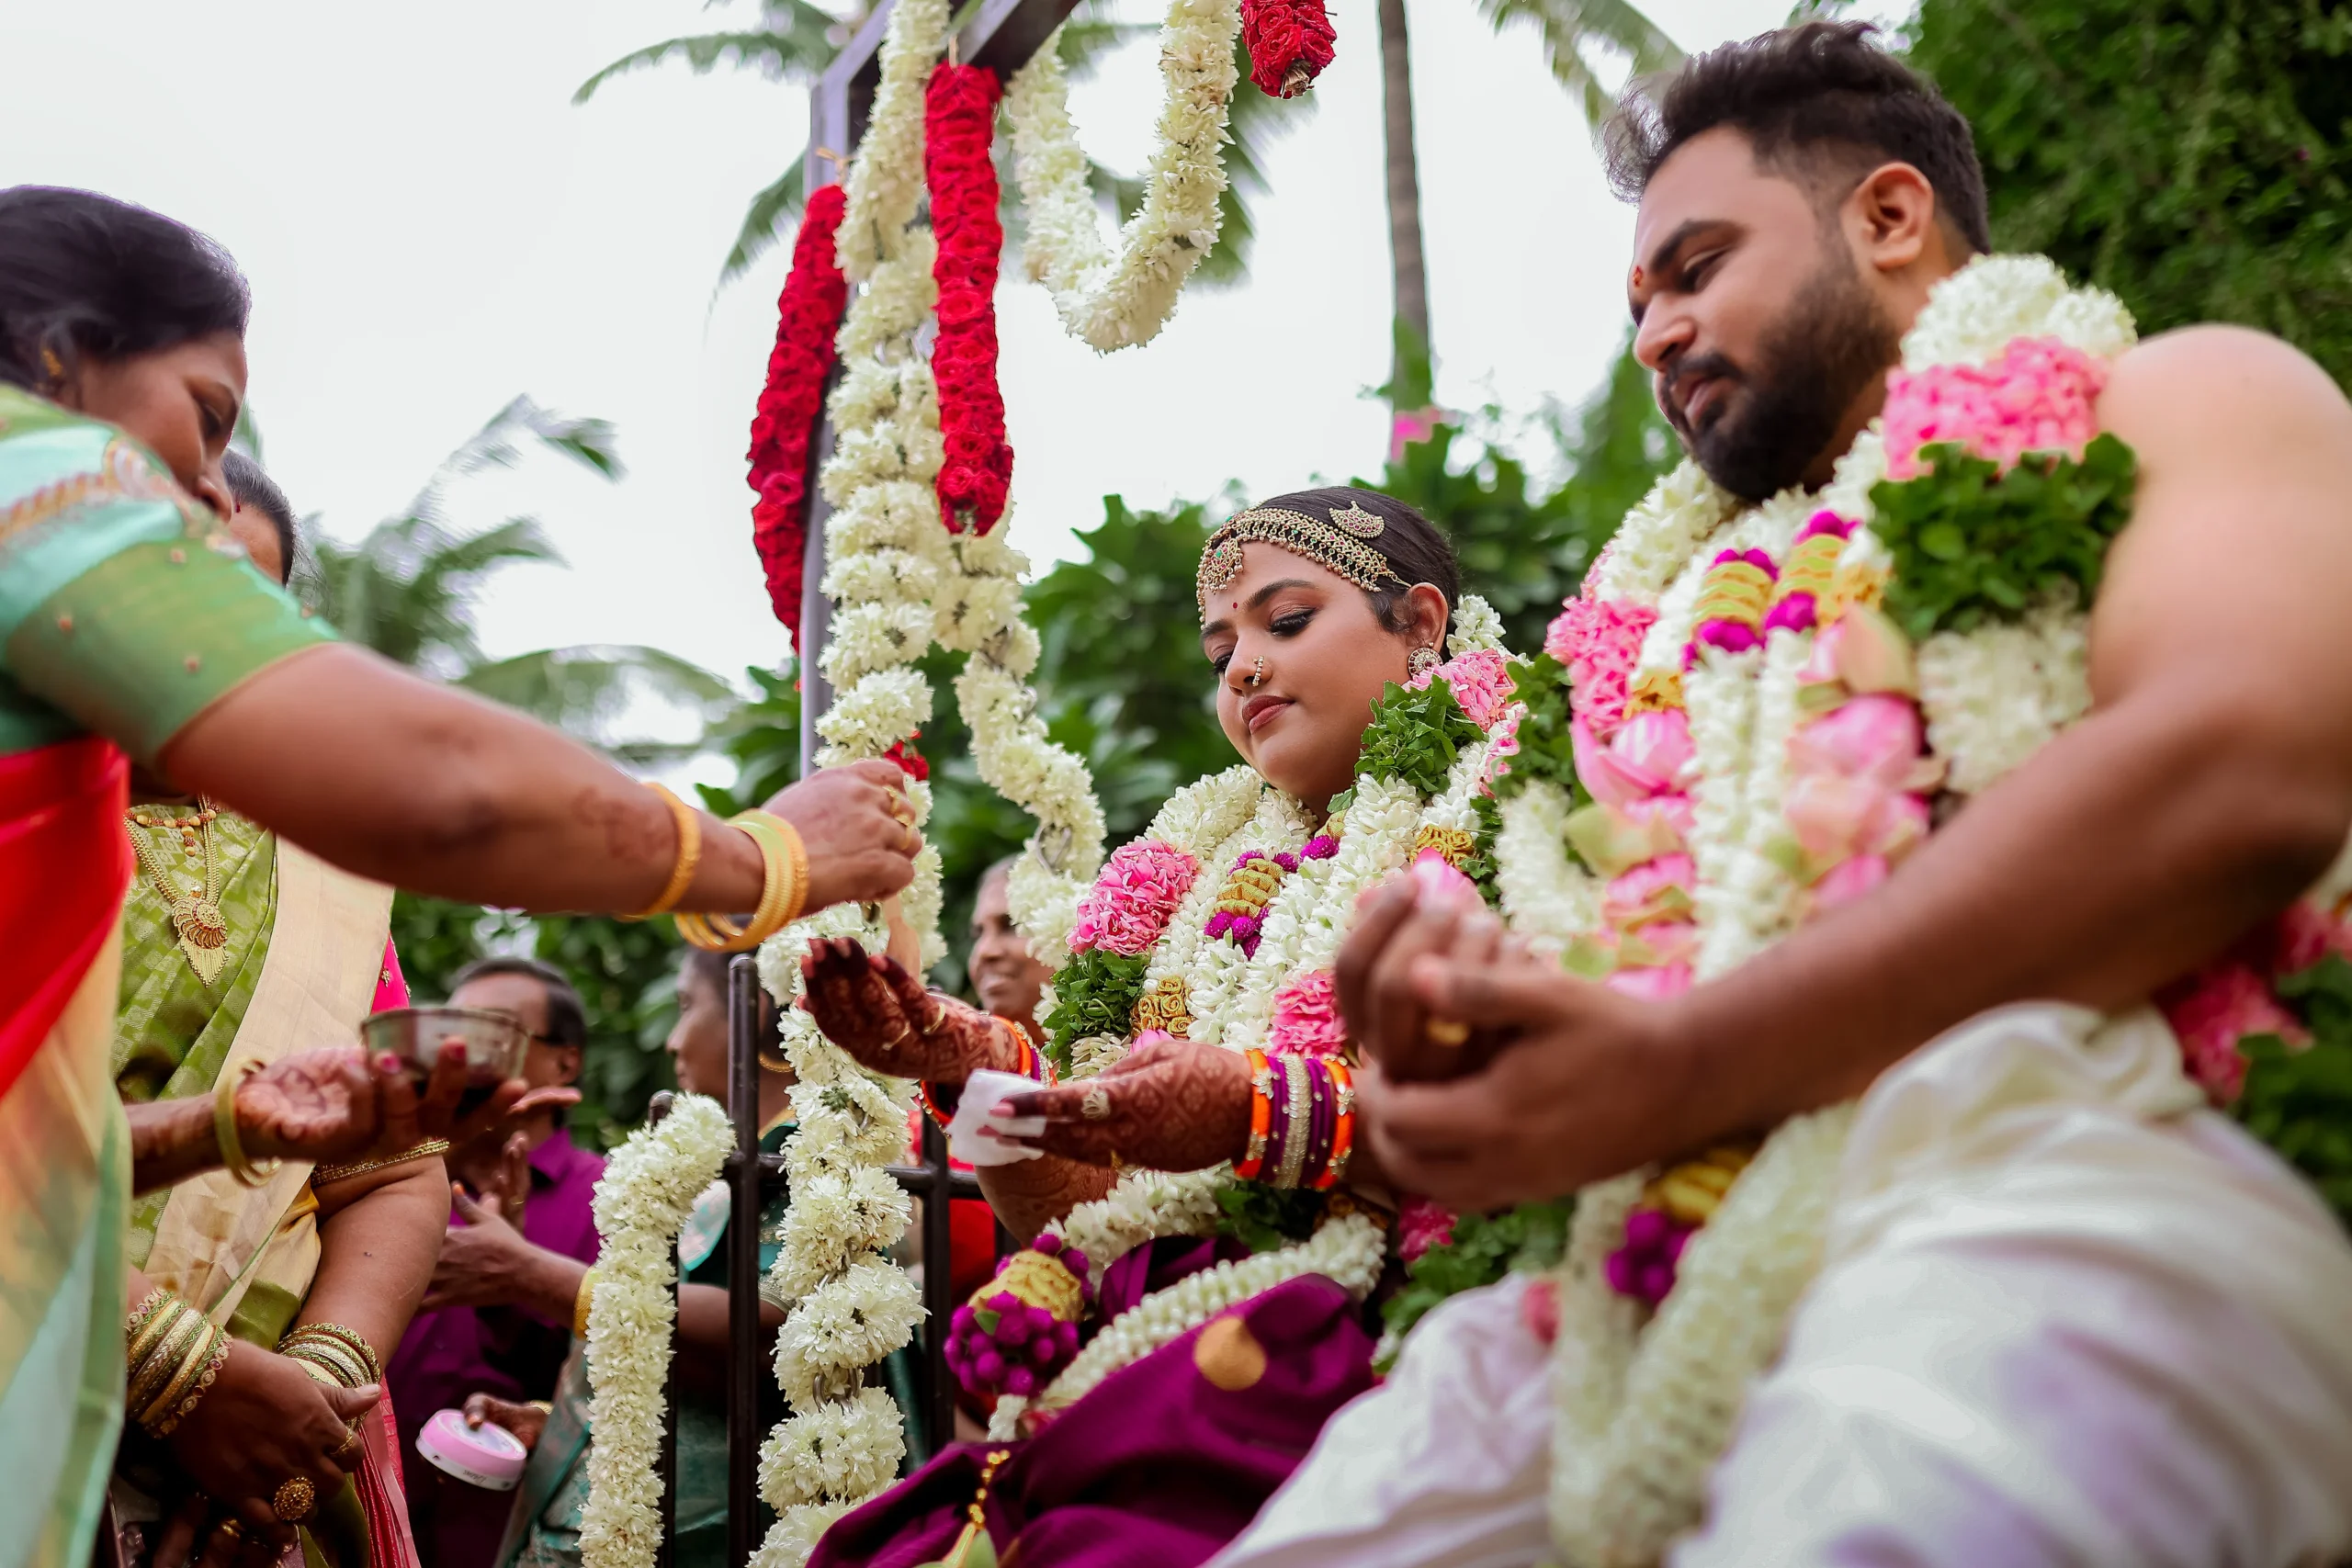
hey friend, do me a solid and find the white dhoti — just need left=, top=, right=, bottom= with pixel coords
left=1213, top=1003, right=2352, bottom=1568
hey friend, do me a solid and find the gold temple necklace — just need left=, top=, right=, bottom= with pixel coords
left=125, top=800, right=230, bottom=984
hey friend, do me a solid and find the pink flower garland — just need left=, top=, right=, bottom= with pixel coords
left=1266, top=968, right=1344, bottom=1058
left=1069, top=840, right=1199, bottom=956
left=1544, top=597, right=1656, bottom=740
left=744, top=182, right=849, bottom=646
left=924, top=64, right=1014, bottom=534
left=1408, top=648, right=1516, bottom=733
left=1882, top=335, right=2106, bottom=482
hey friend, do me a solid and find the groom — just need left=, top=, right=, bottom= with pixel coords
left=1219, top=21, right=2352, bottom=1568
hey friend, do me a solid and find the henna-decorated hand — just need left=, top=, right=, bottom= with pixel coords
left=798, top=938, right=1020, bottom=1082
left=998, top=1033, right=1253, bottom=1172
left=234, top=1046, right=386, bottom=1163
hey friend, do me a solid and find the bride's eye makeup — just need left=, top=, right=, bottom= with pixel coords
left=1271, top=609, right=1315, bottom=638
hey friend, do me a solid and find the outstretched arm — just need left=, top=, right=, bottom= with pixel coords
left=1359, top=328, right=2352, bottom=1208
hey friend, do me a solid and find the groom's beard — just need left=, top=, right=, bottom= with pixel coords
left=1668, top=255, right=1901, bottom=503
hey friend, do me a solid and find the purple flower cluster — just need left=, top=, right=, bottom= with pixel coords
left=944, top=1237, right=1091, bottom=1401
left=1603, top=1207, right=1693, bottom=1307
left=1202, top=838, right=1333, bottom=957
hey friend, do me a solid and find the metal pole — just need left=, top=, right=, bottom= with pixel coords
left=726, top=957, right=764, bottom=1567
left=922, top=1116, right=957, bottom=1449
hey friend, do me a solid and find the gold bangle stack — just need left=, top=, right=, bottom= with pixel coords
left=280, top=1322, right=382, bottom=1389
left=624, top=784, right=703, bottom=920
left=215, top=1060, right=282, bottom=1190
left=311, top=1138, right=452, bottom=1187
left=675, top=811, right=808, bottom=953
left=573, top=1267, right=599, bottom=1337
left=126, top=1291, right=230, bottom=1438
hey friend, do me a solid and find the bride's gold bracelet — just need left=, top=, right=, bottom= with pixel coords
left=312, top=1138, right=451, bottom=1187
left=676, top=810, right=807, bottom=952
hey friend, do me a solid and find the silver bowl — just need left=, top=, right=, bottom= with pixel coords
left=359, top=1006, right=530, bottom=1092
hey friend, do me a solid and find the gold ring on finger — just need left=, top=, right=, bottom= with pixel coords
left=1080, top=1086, right=1112, bottom=1122
left=271, top=1476, right=316, bottom=1523
left=1424, top=1017, right=1471, bottom=1048
left=881, top=1022, right=912, bottom=1050
left=920, top=998, right=948, bottom=1036
left=214, top=1519, right=243, bottom=1543
left=899, top=822, right=921, bottom=855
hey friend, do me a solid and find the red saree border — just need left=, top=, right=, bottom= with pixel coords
left=0, top=736, right=131, bottom=1103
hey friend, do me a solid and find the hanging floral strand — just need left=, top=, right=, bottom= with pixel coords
left=1240, top=0, right=1335, bottom=96
left=746, top=183, right=852, bottom=645
left=924, top=62, right=1014, bottom=534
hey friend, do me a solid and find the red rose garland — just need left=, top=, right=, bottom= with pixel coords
left=1241, top=0, right=1336, bottom=97
left=746, top=182, right=851, bottom=648
left=883, top=736, right=931, bottom=783
left=923, top=62, right=1014, bottom=535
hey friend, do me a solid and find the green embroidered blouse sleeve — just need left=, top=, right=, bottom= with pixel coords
left=0, top=389, right=334, bottom=765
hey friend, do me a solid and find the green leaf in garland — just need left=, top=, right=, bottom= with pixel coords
left=2238, top=953, right=2352, bottom=1224
left=1214, top=1184, right=1328, bottom=1253
left=1359, top=675, right=1486, bottom=798
left=1493, top=653, right=1584, bottom=806
left=1869, top=433, right=2138, bottom=640
left=1038, top=947, right=1151, bottom=1077
left=1377, top=1198, right=1575, bottom=1352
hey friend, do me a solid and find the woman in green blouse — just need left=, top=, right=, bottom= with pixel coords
left=0, top=185, right=922, bottom=1568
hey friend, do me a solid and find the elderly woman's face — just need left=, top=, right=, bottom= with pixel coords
left=62, top=330, right=243, bottom=519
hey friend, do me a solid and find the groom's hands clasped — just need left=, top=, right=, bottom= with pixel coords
left=1338, top=876, right=1710, bottom=1213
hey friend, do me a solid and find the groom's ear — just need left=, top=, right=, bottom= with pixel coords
left=1845, top=160, right=1941, bottom=276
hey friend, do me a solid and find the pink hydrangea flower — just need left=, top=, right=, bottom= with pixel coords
left=1068, top=840, right=1198, bottom=956
left=1883, top=336, right=2107, bottom=482
left=1409, top=648, right=1518, bottom=733
left=1266, top=969, right=1347, bottom=1058
left=2158, top=961, right=2306, bottom=1105
left=1544, top=597, right=1657, bottom=739
left=2275, top=898, right=2352, bottom=974
left=1397, top=1196, right=1457, bottom=1264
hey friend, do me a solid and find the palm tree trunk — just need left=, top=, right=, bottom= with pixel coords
left=1378, top=0, right=1432, bottom=401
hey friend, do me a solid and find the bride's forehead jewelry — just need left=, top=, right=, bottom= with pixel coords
left=1197, top=506, right=1408, bottom=621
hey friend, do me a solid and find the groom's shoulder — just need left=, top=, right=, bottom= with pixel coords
left=2100, top=323, right=2352, bottom=462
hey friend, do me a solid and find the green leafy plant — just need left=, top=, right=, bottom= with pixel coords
left=1379, top=1199, right=1576, bottom=1352
left=1360, top=678, right=1486, bottom=798
left=2237, top=954, right=2352, bottom=1224
left=1869, top=434, right=2137, bottom=639
left=1494, top=652, right=1582, bottom=802
left=1037, top=949, right=1152, bottom=1077
left=1214, top=1185, right=1329, bottom=1254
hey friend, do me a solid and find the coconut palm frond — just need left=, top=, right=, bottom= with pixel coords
left=458, top=644, right=735, bottom=742
left=1476, top=0, right=1682, bottom=129
left=574, top=14, right=839, bottom=103
left=718, top=163, right=812, bottom=287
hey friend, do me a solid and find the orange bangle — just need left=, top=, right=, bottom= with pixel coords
left=1235, top=1049, right=1273, bottom=1180
left=623, top=784, right=701, bottom=920
left=1316, top=1060, right=1354, bottom=1190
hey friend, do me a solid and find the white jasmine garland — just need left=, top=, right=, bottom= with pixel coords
left=1025, top=1211, right=1387, bottom=1422
left=1043, top=1165, right=1232, bottom=1286
left=1496, top=782, right=1599, bottom=953
left=1003, top=0, right=1241, bottom=352
left=1447, top=592, right=1507, bottom=657
left=580, top=1095, right=735, bottom=1568
left=832, top=0, right=947, bottom=280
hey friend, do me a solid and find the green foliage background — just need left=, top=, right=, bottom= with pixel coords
left=1908, top=0, right=2352, bottom=385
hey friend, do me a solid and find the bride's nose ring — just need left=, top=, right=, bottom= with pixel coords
left=1248, top=656, right=1266, bottom=688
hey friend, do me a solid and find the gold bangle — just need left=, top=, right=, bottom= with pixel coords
left=125, top=1290, right=176, bottom=1367
left=284, top=1341, right=368, bottom=1390
left=573, top=1267, right=598, bottom=1337
left=129, top=1305, right=204, bottom=1415
left=290, top=1356, right=344, bottom=1389
left=215, top=1060, right=281, bottom=1189
left=311, top=1137, right=451, bottom=1187
left=624, top=784, right=702, bottom=920
left=141, top=1320, right=221, bottom=1432
left=676, top=812, right=804, bottom=952
left=150, top=1326, right=230, bottom=1438
left=282, top=1322, right=382, bottom=1386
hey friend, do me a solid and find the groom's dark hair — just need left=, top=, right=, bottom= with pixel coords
left=1602, top=21, right=1990, bottom=255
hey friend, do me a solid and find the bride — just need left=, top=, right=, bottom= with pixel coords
left=796, top=485, right=1520, bottom=1567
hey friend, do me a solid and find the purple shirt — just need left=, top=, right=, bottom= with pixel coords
left=390, top=1125, right=605, bottom=1568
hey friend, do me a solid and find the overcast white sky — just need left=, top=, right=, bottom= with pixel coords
left=5, top=0, right=1903, bottom=719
